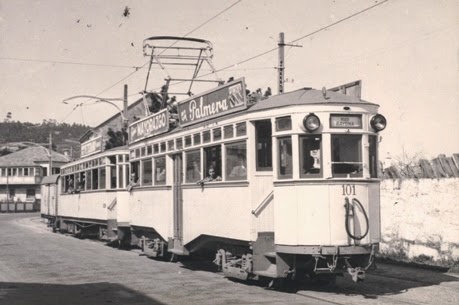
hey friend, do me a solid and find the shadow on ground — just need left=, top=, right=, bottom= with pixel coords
left=0, top=281, right=165, bottom=305
left=179, top=257, right=459, bottom=298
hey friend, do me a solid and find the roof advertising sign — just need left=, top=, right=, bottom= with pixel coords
left=81, top=136, right=103, bottom=158
left=129, top=108, right=169, bottom=143
left=177, top=78, right=247, bottom=127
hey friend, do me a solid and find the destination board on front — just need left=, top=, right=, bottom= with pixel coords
left=330, top=114, right=362, bottom=128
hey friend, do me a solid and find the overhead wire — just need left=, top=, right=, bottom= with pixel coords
left=152, top=0, right=391, bottom=91
left=62, top=0, right=242, bottom=124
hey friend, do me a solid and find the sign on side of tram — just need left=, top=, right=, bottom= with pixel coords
left=177, top=78, right=247, bottom=127
left=80, top=136, right=103, bottom=158
left=129, top=108, right=169, bottom=143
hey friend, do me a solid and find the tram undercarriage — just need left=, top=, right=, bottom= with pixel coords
left=212, top=232, right=377, bottom=284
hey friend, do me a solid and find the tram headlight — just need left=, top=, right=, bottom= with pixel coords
left=370, top=114, right=387, bottom=132
left=303, top=114, right=321, bottom=131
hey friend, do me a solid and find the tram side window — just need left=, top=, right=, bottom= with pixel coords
left=185, top=150, right=201, bottom=183
left=85, top=170, right=92, bottom=190
left=226, top=141, right=247, bottom=181
left=142, top=159, right=153, bottom=186
left=131, top=161, right=140, bottom=183
left=300, top=136, right=322, bottom=178
left=99, top=167, right=106, bottom=189
left=92, top=168, right=99, bottom=190
left=278, top=137, right=293, bottom=179
left=79, top=172, right=86, bottom=191
left=255, top=120, right=272, bottom=171
left=369, top=135, right=378, bottom=178
left=115, top=165, right=122, bottom=189
left=204, top=145, right=222, bottom=179
left=331, top=135, right=363, bottom=178
left=155, top=157, right=166, bottom=185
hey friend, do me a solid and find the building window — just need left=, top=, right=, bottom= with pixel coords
left=278, top=137, right=293, bottom=179
left=9, top=188, right=15, bottom=199
left=226, top=141, right=247, bottom=181
left=26, top=189, right=36, bottom=199
left=255, top=120, right=272, bottom=171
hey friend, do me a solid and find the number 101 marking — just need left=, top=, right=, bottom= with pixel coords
left=342, top=184, right=356, bottom=196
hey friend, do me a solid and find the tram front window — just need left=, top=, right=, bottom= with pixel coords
left=300, top=136, right=322, bottom=178
left=331, top=135, right=363, bottom=178
left=278, top=137, right=292, bottom=179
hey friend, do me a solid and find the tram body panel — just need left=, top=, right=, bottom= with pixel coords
left=41, top=184, right=58, bottom=217
left=116, top=191, right=130, bottom=225
left=129, top=190, right=174, bottom=240
left=58, top=191, right=116, bottom=221
left=181, top=185, right=252, bottom=245
left=274, top=182, right=380, bottom=247
left=250, top=175, right=275, bottom=240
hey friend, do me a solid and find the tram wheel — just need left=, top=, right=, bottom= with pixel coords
left=170, top=253, right=179, bottom=262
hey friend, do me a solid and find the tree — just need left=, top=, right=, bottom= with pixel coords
left=105, top=128, right=128, bottom=150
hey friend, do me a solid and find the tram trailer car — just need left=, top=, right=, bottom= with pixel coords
left=42, top=146, right=131, bottom=240
left=126, top=79, right=387, bottom=284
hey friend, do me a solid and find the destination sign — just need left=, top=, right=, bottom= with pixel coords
left=330, top=115, right=362, bottom=128
left=81, top=136, right=103, bottom=158
left=129, top=109, right=169, bottom=143
left=177, top=78, right=247, bottom=127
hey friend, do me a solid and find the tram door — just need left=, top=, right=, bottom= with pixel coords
left=172, top=154, right=184, bottom=250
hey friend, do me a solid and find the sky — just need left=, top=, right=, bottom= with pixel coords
left=0, top=0, right=458, bottom=159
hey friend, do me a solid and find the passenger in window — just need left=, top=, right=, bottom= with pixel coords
left=127, top=173, right=139, bottom=192
left=157, top=168, right=166, bottom=182
left=187, top=161, right=201, bottom=182
left=197, top=166, right=221, bottom=185
left=229, top=156, right=247, bottom=178
left=67, top=177, right=74, bottom=194
left=304, top=150, right=320, bottom=174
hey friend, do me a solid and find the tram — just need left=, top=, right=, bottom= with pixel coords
left=41, top=142, right=131, bottom=240
left=41, top=36, right=386, bottom=285
left=125, top=77, right=387, bottom=283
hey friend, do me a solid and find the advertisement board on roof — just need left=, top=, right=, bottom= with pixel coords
left=80, top=136, right=103, bottom=158
left=129, top=108, right=169, bottom=143
left=177, top=78, right=246, bottom=127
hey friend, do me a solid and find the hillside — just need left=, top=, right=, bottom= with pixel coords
left=0, top=121, right=90, bottom=146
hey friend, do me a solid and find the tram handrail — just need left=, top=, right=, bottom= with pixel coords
left=251, top=191, right=274, bottom=216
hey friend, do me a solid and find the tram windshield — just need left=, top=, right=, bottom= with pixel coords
left=331, top=135, right=363, bottom=177
left=300, top=136, right=322, bottom=177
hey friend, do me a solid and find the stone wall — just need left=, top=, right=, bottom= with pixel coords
left=380, top=178, right=459, bottom=268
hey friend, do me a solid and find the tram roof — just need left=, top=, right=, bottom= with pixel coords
left=247, top=88, right=378, bottom=113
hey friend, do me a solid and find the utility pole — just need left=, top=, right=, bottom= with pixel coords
left=48, top=131, right=53, bottom=176
left=277, top=32, right=302, bottom=94
left=123, top=84, right=129, bottom=145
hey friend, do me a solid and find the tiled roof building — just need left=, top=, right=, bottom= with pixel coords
left=0, top=147, right=69, bottom=211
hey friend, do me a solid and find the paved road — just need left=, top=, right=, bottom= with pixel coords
left=0, top=213, right=458, bottom=305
